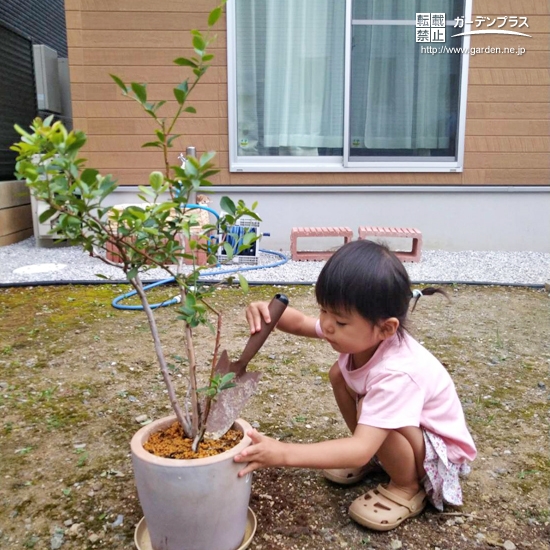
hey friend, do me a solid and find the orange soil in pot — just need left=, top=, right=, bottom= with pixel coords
left=143, top=421, right=244, bottom=459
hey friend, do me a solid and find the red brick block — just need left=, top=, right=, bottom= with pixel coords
left=290, top=227, right=353, bottom=262
left=357, top=226, right=422, bottom=262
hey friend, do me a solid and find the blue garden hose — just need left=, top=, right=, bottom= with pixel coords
left=111, top=248, right=288, bottom=311
left=111, top=204, right=288, bottom=311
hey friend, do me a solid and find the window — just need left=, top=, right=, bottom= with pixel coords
left=227, top=0, right=471, bottom=172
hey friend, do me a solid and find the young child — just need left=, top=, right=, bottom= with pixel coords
left=235, top=240, right=476, bottom=531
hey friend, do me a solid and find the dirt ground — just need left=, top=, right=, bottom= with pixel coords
left=0, top=283, right=548, bottom=550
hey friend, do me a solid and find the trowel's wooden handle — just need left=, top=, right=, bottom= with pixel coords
left=231, top=294, right=289, bottom=375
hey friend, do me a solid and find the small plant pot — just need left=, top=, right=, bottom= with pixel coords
left=131, top=416, right=253, bottom=550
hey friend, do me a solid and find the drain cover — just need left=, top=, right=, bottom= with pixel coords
left=13, top=263, right=67, bottom=275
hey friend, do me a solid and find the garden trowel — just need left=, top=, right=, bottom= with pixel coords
left=206, top=293, right=289, bottom=438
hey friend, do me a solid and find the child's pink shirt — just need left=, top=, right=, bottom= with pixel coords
left=316, top=322, right=476, bottom=463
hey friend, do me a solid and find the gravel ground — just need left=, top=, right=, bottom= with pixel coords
left=0, top=237, right=549, bottom=286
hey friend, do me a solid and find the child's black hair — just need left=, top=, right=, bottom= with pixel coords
left=315, top=240, right=447, bottom=338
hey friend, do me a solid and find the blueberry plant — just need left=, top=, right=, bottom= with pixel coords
left=11, top=1, right=259, bottom=450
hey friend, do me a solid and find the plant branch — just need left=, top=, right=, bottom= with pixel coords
left=132, top=275, right=192, bottom=437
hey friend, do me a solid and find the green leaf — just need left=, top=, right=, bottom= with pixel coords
left=65, top=134, right=87, bottom=155
left=219, top=196, right=236, bottom=215
left=199, top=151, right=215, bottom=167
left=223, top=241, right=234, bottom=259
left=167, top=134, right=182, bottom=147
left=80, top=168, right=99, bottom=185
left=174, top=88, right=186, bottom=105
left=173, top=57, right=198, bottom=68
left=154, top=202, right=177, bottom=213
left=149, top=171, right=164, bottom=190
left=130, top=82, right=147, bottom=104
left=220, top=373, right=236, bottom=386
left=238, top=273, right=249, bottom=293
left=110, top=74, right=128, bottom=93
left=201, top=169, right=220, bottom=179
left=152, top=100, right=166, bottom=112
left=142, top=141, right=162, bottom=148
left=183, top=106, right=196, bottom=114
left=193, top=35, right=206, bottom=52
left=38, top=208, right=57, bottom=223
left=208, top=7, right=222, bottom=26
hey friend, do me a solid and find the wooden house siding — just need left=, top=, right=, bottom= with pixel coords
left=65, top=0, right=550, bottom=187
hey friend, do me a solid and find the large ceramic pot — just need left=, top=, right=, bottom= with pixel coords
left=131, top=416, right=253, bottom=550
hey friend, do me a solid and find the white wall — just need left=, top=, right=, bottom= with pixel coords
left=109, top=186, right=550, bottom=253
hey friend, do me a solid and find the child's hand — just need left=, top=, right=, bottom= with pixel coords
left=245, top=301, right=271, bottom=334
left=234, top=429, right=285, bottom=476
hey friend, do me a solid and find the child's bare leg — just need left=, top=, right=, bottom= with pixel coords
left=329, top=361, right=357, bottom=434
left=323, top=364, right=372, bottom=484
left=348, top=427, right=427, bottom=530
left=376, top=427, right=426, bottom=498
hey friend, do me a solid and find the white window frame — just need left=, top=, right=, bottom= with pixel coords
left=227, top=0, right=472, bottom=173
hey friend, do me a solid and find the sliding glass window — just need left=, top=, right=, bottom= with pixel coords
left=228, top=0, right=470, bottom=172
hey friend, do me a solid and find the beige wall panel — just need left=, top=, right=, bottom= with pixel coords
left=465, top=153, right=550, bottom=168
left=65, top=11, right=82, bottom=29
left=468, top=85, right=550, bottom=102
left=470, top=34, right=548, bottom=50
left=74, top=118, right=88, bottom=133
left=83, top=100, right=218, bottom=118
left=475, top=1, right=550, bottom=14
left=87, top=118, right=219, bottom=135
left=81, top=0, right=213, bottom=12
left=81, top=12, right=225, bottom=31
left=225, top=173, right=463, bottom=186
left=467, top=102, right=550, bottom=118
left=67, top=29, right=83, bottom=48
left=469, top=69, right=550, bottom=85
left=82, top=152, right=169, bottom=170
left=84, top=48, right=196, bottom=66
left=218, top=83, right=228, bottom=101
left=71, top=101, right=88, bottom=118
left=468, top=15, right=549, bottom=32
left=522, top=16, right=550, bottom=32
left=216, top=152, right=228, bottom=169
left=466, top=137, right=550, bottom=152
left=114, top=169, right=221, bottom=186
left=466, top=169, right=549, bottom=184
left=217, top=66, right=227, bottom=83
left=220, top=135, right=228, bottom=153
left=218, top=117, right=228, bottom=137
left=65, top=2, right=549, bottom=191
left=466, top=119, right=550, bottom=135
left=462, top=169, right=486, bottom=184
left=65, top=0, right=82, bottom=9
left=73, top=83, right=116, bottom=101
left=71, top=64, right=222, bottom=84
left=76, top=83, right=218, bottom=102
left=69, top=48, right=83, bottom=65
left=469, top=51, right=549, bottom=68
left=85, top=135, right=220, bottom=153
left=480, top=168, right=550, bottom=185
left=78, top=30, right=225, bottom=49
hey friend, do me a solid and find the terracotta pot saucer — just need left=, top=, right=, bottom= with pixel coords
left=134, top=507, right=257, bottom=550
